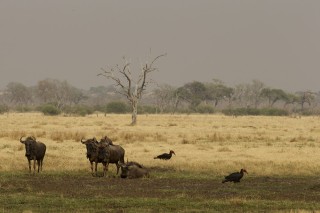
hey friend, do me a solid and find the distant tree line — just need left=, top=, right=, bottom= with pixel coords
left=0, top=78, right=319, bottom=116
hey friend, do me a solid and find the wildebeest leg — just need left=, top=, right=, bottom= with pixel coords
left=33, top=159, right=36, bottom=175
left=95, top=162, right=98, bottom=177
left=28, top=159, right=32, bottom=174
left=90, top=161, right=94, bottom=176
left=102, top=163, right=106, bottom=177
left=37, top=160, right=41, bottom=173
left=106, top=162, right=109, bottom=176
left=40, top=159, right=43, bottom=171
left=116, top=163, right=120, bottom=175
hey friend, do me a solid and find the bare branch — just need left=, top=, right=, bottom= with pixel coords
left=98, top=53, right=165, bottom=125
left=99, top=67, right=130, bottom=99
left=150, top=53, right=167, bottom=68
left=135, top=53, right=166, bottom=98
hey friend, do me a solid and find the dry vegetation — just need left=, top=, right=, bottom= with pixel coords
left=1, top=112, right=320, bottom=176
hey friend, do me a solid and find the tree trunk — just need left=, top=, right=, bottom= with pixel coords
left=131, top=99, right=138, bottom=126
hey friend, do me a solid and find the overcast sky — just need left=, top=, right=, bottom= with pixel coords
left=1, top=1, right=320, bottom=92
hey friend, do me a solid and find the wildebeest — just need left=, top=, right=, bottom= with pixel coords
left=98, top=137, right=125, bottom=176
left=94, top=142, right=110, bottom=177
left=81, top=137, right=100, bottom=176
left=119, top=161, right=149, bottom=179
left=81, top=137, right=125, bottom=177
left=20, top=136, right=46, bottom=174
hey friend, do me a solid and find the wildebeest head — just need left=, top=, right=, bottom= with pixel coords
left=119, top=163, right=130, bottom=178
left=96, top=142, right=110, bottom=162
left=81, top=137, right=99, bottom=159
left=20, top=136, right=37, bottom=158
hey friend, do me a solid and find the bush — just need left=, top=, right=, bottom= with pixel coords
left=15, top=106, right=32, bottom=112
left=0, top=105, right=9, bottom=114
left=228, top=108, right=252, bottom=116
left=138, top=105, right=157, bottom=114
left=38, top=104, right=61, bottom=116
left=222, top=108, right=288, bottom=116
left=195, top=105, right=215, bottom=114
left=260, top=108, right=289, bottom=116
left=64, top=105, right=94, bottom=116
left=105, top=101, right=129, bottom=114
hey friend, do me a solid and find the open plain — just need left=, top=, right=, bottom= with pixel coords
left=1, top=113, right=320, bottom=212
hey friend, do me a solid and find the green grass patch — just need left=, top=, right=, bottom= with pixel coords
left=0, top=171, right=320, bottom=212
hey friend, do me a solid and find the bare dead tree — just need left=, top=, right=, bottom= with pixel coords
left=98, top=53, right=166, bottom=125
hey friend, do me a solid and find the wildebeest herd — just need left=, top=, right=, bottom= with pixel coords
left=19, top=136, right=247, bottom=182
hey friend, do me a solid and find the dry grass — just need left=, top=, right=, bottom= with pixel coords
left=1, top=112, right=320, bottom=176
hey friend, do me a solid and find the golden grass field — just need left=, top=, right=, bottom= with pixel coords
left=1, top=112, right=320, bottom=177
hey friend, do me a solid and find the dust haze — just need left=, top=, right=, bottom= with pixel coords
left=1, top=1, right=320, bottom=92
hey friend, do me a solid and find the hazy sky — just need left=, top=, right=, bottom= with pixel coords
left=1, top=1, right=320, bottom=92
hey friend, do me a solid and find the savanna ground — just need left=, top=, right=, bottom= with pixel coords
left=1, top=113, right=320, bottom=212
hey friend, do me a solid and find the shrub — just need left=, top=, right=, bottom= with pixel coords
left=105, top=101, right=129, bottom=114
left=15, top=106, right=32, bottom=112
left=64, top=105, right=94, bottom=116
left=195, top=105, right=215, bottom=114
left=138, top=105, right=157, bottom=114
left=260, top=108, right=289, bottom=116
left=38, top=104, right=61, bottom=116
left=0, top=105, right=9, bottom=114
left=222, top=108, right=288, bottom=116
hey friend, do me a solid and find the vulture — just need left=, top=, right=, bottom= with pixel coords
left=154, top=150, right=175, bottom=160
left=222, top=169, right=248, bottom=183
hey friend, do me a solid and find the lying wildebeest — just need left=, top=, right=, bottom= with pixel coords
left=20, top=136, right=46, bottom=174
left=81, top=137, right=125, bottom=177
left=119, top=161, right=150, bottom=179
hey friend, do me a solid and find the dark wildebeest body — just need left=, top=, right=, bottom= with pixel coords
left=81, top=137, right=101, bottom=176
left=81, top=137, right=125, bottom=177
left=20, top=136, right=46, bottom=174
left=96, top=144, right=109, bottom=177
left=119, top=161, right=149, bottom=179
left=98, top=137, right=125, bottom=177
left=154, top=150, right=175, bottom=160
left=222, top=169, right=248, bottom=183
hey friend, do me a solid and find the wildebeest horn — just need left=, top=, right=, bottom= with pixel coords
left=20, top=136, right=25, bottom=144
left=81, top=138, right=86, bottom=143
left=31, top=136, right=36, bottom=141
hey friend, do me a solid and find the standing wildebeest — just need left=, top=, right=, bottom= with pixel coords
left=99, top=136, right=125, bottom=177
left=81, top=137, right=125, bottom=177
left=81, top=137, right=100, bottom=176
left=119, top=161, right=150, bottom=179
left=20, top=136, right=46, bottom=174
